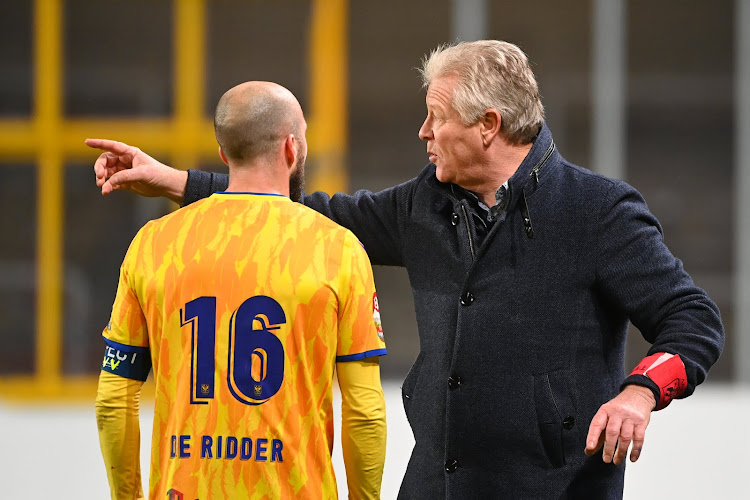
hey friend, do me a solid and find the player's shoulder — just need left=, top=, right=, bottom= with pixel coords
left=287, top=202, right=364, bottom=247
left=287, top=201, right=343, bottom=230
left=142, top=197, right=212, bottom=233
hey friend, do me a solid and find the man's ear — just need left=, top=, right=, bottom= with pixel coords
left=283, top=134, right=297, bottom=168
left=218, top=146, right=229, bottom=166
left=480, top=108, right=502, bottom=146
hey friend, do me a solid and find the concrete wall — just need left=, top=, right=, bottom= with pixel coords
left=2, top=382, right=747, bottom=499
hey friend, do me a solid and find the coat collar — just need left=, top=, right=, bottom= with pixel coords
left=503, top=123, right=557, bottom=210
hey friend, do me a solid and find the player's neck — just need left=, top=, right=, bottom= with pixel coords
left=225, top=164, right=290, bottom=197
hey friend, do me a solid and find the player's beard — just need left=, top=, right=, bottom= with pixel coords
left=289, top=146, right=306, bottom=202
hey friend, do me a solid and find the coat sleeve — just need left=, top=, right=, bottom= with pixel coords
left=183, top=170, right=229, bottom=206
left=300, top=177, right=419, bottom=267
left=184, top=170, right=420, bottom=266
left=594, top=180, right=724, bottom=399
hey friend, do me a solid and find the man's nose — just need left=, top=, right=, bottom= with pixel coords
left=418, top=119, right=432, bottom=141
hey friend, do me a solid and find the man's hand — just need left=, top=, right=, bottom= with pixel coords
left=584, top=385, right=656, bottom=465
left=85, top=138, right=188, bottom=204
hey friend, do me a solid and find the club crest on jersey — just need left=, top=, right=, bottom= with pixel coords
left=201, top=384, right=210, bottom=395
left=373, top=293, right=384, bottom=341
left=254, top=385, right=263, bottom=396
left=166, top=488, right=184, bottom=500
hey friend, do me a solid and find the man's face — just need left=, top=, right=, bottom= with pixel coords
left=418, top=76, right=484, bottom=187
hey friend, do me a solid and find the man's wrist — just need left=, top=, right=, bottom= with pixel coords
left=624, top=353, right=687, bottom=410
left=620, top=383, right=657, bottom=410
left=166, top=169, right=188, bottom=204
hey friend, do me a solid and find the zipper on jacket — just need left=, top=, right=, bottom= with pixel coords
left=459, top=203, right=476, bottom=259
left=530, top=141, right=556, bottom=186
left=520, top=191, right=534, bottom=239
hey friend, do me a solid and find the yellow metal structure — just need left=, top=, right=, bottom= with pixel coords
left=0, top=0, right=348, bottom=401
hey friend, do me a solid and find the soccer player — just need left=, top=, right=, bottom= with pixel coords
left=93, top=81, right=387, bottom=500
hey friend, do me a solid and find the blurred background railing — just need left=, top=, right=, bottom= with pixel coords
left=2, top=0, right=742, bottom=395
left=0, top=0, right=350, bottom=399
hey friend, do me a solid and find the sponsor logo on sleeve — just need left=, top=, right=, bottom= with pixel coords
left=373, top=293, right=384, bottom=342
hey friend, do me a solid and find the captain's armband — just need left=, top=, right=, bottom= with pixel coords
left=101, top=338, right=151, bottom=382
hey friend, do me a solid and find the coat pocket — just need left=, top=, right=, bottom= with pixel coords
left=533, top=369, right=578, bottom=468
left=401, top=351, right=426, bottom=425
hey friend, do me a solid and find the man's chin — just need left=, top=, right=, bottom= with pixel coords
left=435, top=167, right=453, bottom=184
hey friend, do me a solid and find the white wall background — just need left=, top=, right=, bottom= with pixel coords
left=1, top=382, right=747, bottom=499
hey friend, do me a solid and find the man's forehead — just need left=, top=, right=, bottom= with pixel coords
left=426, top=76, right=457, bottom=107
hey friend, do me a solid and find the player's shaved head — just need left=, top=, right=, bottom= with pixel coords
left=214, top=81, right=303, bottom=163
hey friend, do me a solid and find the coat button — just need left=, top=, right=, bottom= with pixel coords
left=563, top=416, right=575, bottom=430
left=445, top=459, right=459, bottom=473
left=447, top=375, right=461, bottom=389
left=451, top=212, right=459, bottom=226
left=460, top=292, right=474, bottom=306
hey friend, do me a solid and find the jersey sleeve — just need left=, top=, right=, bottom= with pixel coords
left=336, top=358, right=386, bottom=499
left=96, top=371, right=146, bottom=500
left=335, top=232, right=387, bottom=362
left=101, top=228, right=152, bottom=382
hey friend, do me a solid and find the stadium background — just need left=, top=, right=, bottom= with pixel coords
left=0, top=0, right=748, bottom=498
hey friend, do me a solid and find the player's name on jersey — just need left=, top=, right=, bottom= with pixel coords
left=170, top=435, right=284, bottom=463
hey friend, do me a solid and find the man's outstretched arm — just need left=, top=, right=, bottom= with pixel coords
left=87, top=139, right=411, bottom=265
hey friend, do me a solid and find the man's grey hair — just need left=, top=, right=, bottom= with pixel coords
left=420, top=40, right=545, bottom=145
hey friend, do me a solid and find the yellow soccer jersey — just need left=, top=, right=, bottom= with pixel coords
left=101, top=192, right=387, bottom=500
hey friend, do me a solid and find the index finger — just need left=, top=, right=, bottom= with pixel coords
left=585, top=409, right=608, bottom=453
left=84, top=138, right=135, bottom=156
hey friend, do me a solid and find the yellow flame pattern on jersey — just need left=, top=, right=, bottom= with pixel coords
left=104, top=193, right=386, bottom=499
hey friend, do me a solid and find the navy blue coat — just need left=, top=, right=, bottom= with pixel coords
left=185, top=124, right=724, bottom=499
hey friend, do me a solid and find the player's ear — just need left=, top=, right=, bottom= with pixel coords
left=283, top=134, right=296, bottom=168
left=218, top=146, right=229, bottom=166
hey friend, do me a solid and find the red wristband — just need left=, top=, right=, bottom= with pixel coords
left=630, top=353, right=687, bottom=410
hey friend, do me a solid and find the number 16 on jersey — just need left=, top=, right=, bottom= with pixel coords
left=181, top=295, right=287, bottom=406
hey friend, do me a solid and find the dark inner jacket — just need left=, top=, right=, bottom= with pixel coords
left=184, top=124, right=724, bottom=500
